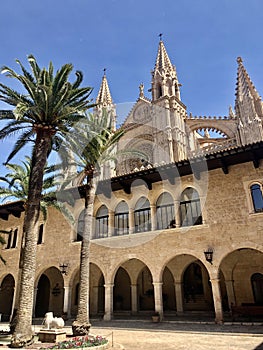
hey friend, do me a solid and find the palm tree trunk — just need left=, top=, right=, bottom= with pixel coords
left=72, top=173, right=97, bottom=336
left=11, top=130, right=51, bottom=348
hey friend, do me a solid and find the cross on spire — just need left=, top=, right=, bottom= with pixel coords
left=103, top=68, right=106, bottom=76
left=159, top=33, right=163, bottom=41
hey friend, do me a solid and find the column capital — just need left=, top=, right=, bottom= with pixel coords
left=174, top=281, right=183, bottom=286
left=152, top=281, right=163, bottom=286
left=104, top=283, right=114, bottom=288
left=210, top=278, right=221, bottom=284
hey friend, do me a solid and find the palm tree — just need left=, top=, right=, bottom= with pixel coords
left=0, top=157, right=74, bottom=223
left=0, top=55, right=92, bottom=347
left=62, top=111, right=144, bottom=335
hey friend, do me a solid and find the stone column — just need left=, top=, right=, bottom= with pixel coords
left=225, top=280, right=236, bottom=309
left=174, top=200, right=181, bottom=228
left=63, top=286, right=71, bottom=318
left=174, top=281, right=183, bottom=314
left=150, top=205, right=157, bottom=231
left=108, top=210, right=115, bottom=237
left=152, top=282, right=163, bottom=319
left=32, top=287, right=38, bottom=317
left=103, top=283, right=114, bottom=321
left=210, top=278, right=224, bottom=324
left=131, top=284, right=138, bottom=314
left=129, top=208, right=135, bottom=234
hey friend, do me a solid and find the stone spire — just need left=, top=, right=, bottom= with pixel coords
left=151, top=37, right=181, bottom=101
left=94, top=70, right=116, bottom=131
left=235, top=57, right=263, bottom=116
left=235, top=57, right=263, bottom=145
left=96, top=69, right=113, bottom=106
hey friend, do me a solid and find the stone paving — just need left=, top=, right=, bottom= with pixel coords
left=1, top=319, right=263, bottom=350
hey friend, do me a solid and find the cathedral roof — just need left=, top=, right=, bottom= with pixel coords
left=96, top=71, right=113, bottom=105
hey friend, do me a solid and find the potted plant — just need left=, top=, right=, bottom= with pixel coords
left=151, top=311, right=160, bottom=323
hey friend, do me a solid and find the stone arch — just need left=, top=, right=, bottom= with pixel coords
left=156, top=191, right=175, bottom=230
left=113, top=267, right=131, bottom=312
left=186, top=118, right=237, bottom=139
left=0, top=274, right=15, bottom=321
left=219, top=248, right=263, bottom=310
left=161, top=254, right=214, bottom=315
left=70, top=263, right=105, bottom=318
left=110, top=258, right=154, bottom=314
left=179, top=187, right=202, bottom=226
left=35, top=267, right=64, bottom=318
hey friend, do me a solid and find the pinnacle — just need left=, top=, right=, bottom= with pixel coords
left=96, top=73, right=113, bottom=105
left=235, top=57, right=261, bottom=101
left=154, top=40, right=174, bottom=72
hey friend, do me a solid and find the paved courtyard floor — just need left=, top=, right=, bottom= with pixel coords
left=1, top=319, right=263, bottom=349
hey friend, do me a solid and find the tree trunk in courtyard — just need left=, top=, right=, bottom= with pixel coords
left=72, top=173, right=97, bottom=336
left=11, top=131, right=52, bottom=348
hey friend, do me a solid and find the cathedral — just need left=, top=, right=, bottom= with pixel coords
left=0, top=39, right=263, bottom=324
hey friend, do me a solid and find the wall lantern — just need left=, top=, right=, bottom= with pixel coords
left=204, top=248, right=213, bottom=264
left=59, top=263, right=69, bottom=275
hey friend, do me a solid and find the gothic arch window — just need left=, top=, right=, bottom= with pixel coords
left=114, top=201, right=129, bottom=236
left=76, top=210, right=85, bottom=241
left=134, top=197, right=151, bottom=233
left=156, top=192, right=175, bottom=230
left=180, top=187, right=202, bottom=227
left=251, top=273, right=263, bottom=305
left=250, top=184, right=263, bottom=212
left=95, top=205, right=109, bottom=239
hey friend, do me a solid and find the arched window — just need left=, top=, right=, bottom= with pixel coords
left=251, top=273, right=263, bottom=305
left=114, top=201, right=129, bottom=236
left=156, top=192, right=175, bottom=230
left=134, top=197, right=151, bottom=233
left=95, top=205, right=109, bottom=239
left=250, top=184, right=263, bottom=212
left=76, top=210, right=85, bottom=241
left=180, top=188, right=202, bottom=227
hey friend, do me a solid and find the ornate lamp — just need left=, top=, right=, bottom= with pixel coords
left=59, top=263, right=69, bottom=275
left=204, top=248, right=213, bottom=264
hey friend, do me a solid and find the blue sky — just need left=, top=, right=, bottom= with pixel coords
left=0, top=0, right=263, bottom=177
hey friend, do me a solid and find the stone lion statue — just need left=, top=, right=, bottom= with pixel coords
left=43, top=312, right=64, bottom=330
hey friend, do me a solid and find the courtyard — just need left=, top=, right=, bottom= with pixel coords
left=1, top=319, right=263, bottom=350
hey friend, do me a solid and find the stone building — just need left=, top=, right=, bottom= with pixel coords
left=0, top=40, right=263, bottom=324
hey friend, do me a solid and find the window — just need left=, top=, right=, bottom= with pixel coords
left=156, top=192, right=175, bottom=230
left=11, top=229, right=18, bottom=248
left=37, top=224, right=44, bottom=244
left=114, top=201, right=129, bottom=236
left=76, top=210, right=85, bottom=241
left=95, top=205, right=109, bottom=239
left=250, top=184, right=263, bottom=212
left=180, top=188, right=202, bottom=227
left=134, top=197, right=151, bottom=233
left=5, top=229, right=18, bottom=249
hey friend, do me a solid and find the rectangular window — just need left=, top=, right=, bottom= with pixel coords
left=11, top=229, right=18, bottom=248
left=37, top=224, right=44, bottom=244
